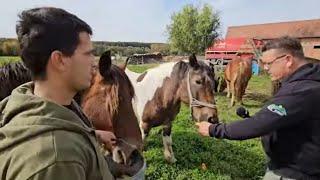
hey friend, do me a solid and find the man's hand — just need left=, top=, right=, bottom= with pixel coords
left=195, top=121, right=212, bottom=137
left=95, top=130, right=117, bottom=150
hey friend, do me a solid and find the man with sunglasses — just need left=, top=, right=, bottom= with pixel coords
left=196, top=36, right=320, bottom=179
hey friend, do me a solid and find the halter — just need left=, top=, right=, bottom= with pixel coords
left=186, top=70, right=217, bottom=119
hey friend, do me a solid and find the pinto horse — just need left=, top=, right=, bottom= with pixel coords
left=0, top=51, right=143, bottom=177
left=126, top=54, right=219, bottom=163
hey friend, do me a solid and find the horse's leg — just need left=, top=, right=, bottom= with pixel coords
left=234, top=80, right=242, bottom=105
left=239, top=82, right=246, bottom=105
left=140, top=121, right=150, bottom=144
left=226, top=80, right=230, bottom=98
left=236, top=86, right=243, bottom=105
left=230, top=80, right=236, bottom=107
left=162, top=122, right=176, bottom=163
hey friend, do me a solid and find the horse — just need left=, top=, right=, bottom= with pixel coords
left=80, top=51, right=143, bottom=155
left=224, top=57, right=252, bottom=107
left=125, top=54, right=219, bottom=163
left=201, top=60, right=227, bottom=93
left=0, top=61, right=31, bottom=100
left=0, top=51, right=144, bottom=177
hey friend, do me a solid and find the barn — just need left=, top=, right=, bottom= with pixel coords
left=226, top=19, right=320, bottom=60
left=128, top=52, right=163, bottom=64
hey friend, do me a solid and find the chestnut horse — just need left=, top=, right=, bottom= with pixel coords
left=225, top=57, right=252, bottom=107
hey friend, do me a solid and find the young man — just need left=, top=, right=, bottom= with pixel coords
left=197, top=37, right=320, bottom=179
left=0, top=7, right=116, bottom=179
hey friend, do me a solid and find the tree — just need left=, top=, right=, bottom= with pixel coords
left=149, top=43, right=170, bottom=55
left=1, top=40, right=19, bottom=56
left=167, top=4, right=220, bottom=54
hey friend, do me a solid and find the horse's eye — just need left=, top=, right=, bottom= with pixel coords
left=195, top=80, right=202, bottom=85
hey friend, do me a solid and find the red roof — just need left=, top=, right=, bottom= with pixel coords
left=206, top=38, right=263, bottom=52
left=226, top=19, right=320, bottom=39
left=205, top=38, right=263, bottom=60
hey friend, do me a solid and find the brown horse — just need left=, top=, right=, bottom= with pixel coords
left=80, top=51, right=143, bottom=152
left=225, top=57, right=252, bottom=107
left=126, top=54, right=218, bottom=163
left=0, top=52, right=144, bottom=177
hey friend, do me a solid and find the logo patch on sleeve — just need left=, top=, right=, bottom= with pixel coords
left=267, top=104, right=287, bottom=116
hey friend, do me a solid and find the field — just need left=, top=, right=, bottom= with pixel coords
left=1, top=57, right=272, bottom=179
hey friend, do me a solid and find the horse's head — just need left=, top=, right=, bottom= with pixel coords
left=179, top=54, right=219, bottom=123
left=81, top=51, right=143, bottom=172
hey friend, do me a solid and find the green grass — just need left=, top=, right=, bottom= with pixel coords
left=127, top=64, right=159, bottom=73
left=0, top=56, right=21, bottom=66
left=129, top=64, right=271, bottom=180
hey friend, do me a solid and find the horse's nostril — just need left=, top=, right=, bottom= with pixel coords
left=208, top=116, right=218, bottom=123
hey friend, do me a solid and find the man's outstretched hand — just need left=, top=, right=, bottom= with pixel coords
left=195, top=121, right=212, bottom=137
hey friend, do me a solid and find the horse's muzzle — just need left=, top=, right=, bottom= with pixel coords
left=105, top=139, right=145, bottom=178
left=208, top=116, right=219, bottom=124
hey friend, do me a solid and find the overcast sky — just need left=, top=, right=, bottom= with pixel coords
left=0, top=0, right=319, bottom=43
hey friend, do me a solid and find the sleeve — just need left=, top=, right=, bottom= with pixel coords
left=27, top=162, right=86, bottom=180
left=209, top=88, right=310, bottom=140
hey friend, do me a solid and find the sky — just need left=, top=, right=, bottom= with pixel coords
left=0, top=0, right=319, bottom=43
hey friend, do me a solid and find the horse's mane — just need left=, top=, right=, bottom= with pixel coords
left=0, top=61, right=31, bottom=101
left=104, top=65, right=135, bottom=118
left=79, top=64, right=135, bottom=119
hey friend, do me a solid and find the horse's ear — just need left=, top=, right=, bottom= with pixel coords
left=99, top=50, right=112, bottom=78
left=118, top=56, right=131, bottom=71
left=189, top=53, right=199, bottom=69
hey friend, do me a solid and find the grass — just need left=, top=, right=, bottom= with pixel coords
left=127, top=64, right=159, bottom=73
left=128, top=64, right=272, bottom=180
left=0, top=56, right=21, bottom=66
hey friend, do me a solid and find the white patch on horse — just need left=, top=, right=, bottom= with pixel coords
left=126, top=62, right=176, bottom=121
left=125, top=69, right=141, bottom=82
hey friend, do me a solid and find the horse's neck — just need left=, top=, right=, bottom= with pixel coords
left=128, top=62, right=176, bottom=91
left=125, top=69, right=141, bottom=83
left=128, top=62, right=179, bottom=119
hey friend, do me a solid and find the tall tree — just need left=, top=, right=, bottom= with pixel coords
left=167, top=4, right=220, bottom=54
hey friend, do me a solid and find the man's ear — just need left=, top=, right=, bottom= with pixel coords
left=49, top=50, right=68, bottom=71
left=286, top=54, right=294, bottom=68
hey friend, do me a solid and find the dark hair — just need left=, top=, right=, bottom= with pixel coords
left=262, top=36, right=304, bottom=59
left=16, top=7, right=92, bottom=79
